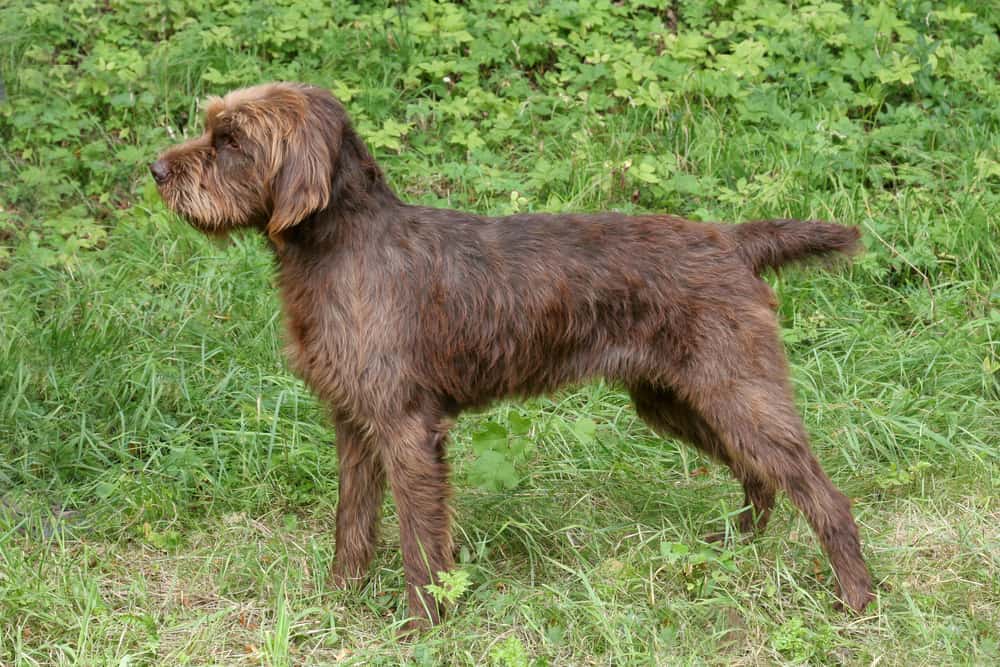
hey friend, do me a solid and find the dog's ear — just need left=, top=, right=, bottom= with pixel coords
left=267, top=124, right=334, bottom=237
left=266, top=89, right=339, bottom=238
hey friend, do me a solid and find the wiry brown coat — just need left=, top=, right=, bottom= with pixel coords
left=152, top=82, right=874, bottom=630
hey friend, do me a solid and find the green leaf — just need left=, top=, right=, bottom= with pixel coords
left=507, top=411, right=532, bottom=436
left=467, top=449, right=521, bottom=491
left=660, top=541, right=689, bottom=563
left=471, top=421, right=508, bottom=455
left=572, top=417, right=597, bottom=444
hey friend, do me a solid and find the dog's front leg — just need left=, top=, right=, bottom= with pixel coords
left=332, top=420, right=386, bottom=587
left=380, top=414, right=454, bottom=632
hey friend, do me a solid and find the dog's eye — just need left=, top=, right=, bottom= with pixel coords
left=214, top=133, right=241, bottom=153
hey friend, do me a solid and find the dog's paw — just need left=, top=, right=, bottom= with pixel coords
left=834, top=582, right=876, bottom=613
left=703, top=527, right=757, bottom=545
left=330, top=567, right=367, bottom=590
left=396, top=616, right=431, bottom=640
left=703, top=529, right=731, bottom=544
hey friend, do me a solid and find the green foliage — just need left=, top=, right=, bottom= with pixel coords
left=770, top=615, right=836, bottom=663
left=659, top=540, right=737, bottom=598
left=425, top=569, right=472, bottom=606
left=2, top=0, right=999, bottom=277
left=467, top=412, right=535, bottom=492
left=877, top=460, right=932, bottom=490
left=489, top=635, right=530, bottom=667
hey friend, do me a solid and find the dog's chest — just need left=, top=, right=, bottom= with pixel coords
left=278, top=263, right=401, bottom=416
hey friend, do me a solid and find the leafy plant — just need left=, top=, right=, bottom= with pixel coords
left=771, top=615, right=836, bottom=663
left=466, top=412, right=534, bottom=492
left=424, top=568, right=471, bottom=606
left=490, top=635, right=530, bottom=667
left=877, top=460, right=932, bottom=490
left=659, top=541, right=737, bottom=598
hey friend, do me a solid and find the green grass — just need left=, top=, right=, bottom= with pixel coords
left=1, top=1, right=998, bottom=664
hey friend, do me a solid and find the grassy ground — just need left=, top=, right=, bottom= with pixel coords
left=1, top=1, right=998, bottom=665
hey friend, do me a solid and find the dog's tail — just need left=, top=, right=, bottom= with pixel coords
left=728, top=219, right=862, bottom=275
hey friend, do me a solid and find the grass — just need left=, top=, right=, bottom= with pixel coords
left=1, top=0, right=999, bottom=664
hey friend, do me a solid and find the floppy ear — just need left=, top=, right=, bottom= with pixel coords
left=266, top=100, right=338, bottom=238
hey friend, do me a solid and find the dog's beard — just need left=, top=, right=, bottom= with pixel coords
left=158, top=178, right=256, bottom=235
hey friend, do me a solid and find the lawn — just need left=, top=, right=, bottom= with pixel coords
left=1, top=1, right=998, bottom=665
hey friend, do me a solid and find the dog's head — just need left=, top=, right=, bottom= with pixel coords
left=151, top=82, right=345, bottom=238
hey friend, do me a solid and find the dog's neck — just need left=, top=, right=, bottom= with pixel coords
left=329, top=127, right=402, bottom=217
left=273, top=128, right=402, bottom=256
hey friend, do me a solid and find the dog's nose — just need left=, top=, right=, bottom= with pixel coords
left=149, top=160, right=170, bottom=184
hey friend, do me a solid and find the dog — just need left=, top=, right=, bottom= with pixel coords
left=151, top=82, right=874, bottom=630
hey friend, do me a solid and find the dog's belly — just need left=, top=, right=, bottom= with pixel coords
left=427, top=324, right=682, bottom=412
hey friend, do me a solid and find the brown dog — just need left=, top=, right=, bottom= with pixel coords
left=151, top=82, right=874, bottom=629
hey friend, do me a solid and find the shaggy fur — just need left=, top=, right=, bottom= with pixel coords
left=152, top=82, right=874, bottom=629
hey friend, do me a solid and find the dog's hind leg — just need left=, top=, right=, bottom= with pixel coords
left=630, top=384, right=775, bottom=538
left=675, top=320, right=874, bottom=612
